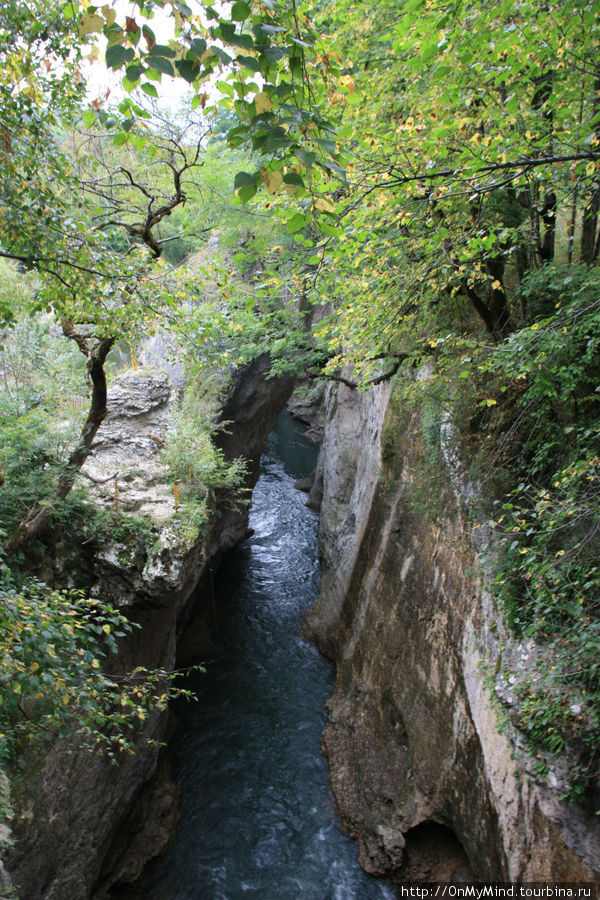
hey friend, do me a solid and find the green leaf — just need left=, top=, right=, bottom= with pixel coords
left=174, top=59, right=197, bottom=82
left=319, top=159, right=347, bottom=183
left=126, top=64, right=144, bottom=82
left=316, top=137, right=337, bottom=154
left=212, top=46, right=232, bottom=64
left=286, top=212, right=307, bottom=234
left=148, top=55, right=175, bottom=76
left=237, top=55, right=260, bottom=72
left=231, top=1, right=251, bottom=20
left=105, top=44, right=135, bottom=70
left=283, top=173, right=305, bottom=187
left=263, top=46, right=285, bottom=62
left=148, top=44, right=177, bottom=59
left=141, top=82, right=159, bottom=98
left=190, top=37, right=207, bottom=56
left=230, top=33, right=254, bottom=50
left=218, top=22, right=236, bottom=41
left=318, top=221, right=342, bottom=237
left=217, top=81, right=235, bottom=98
left=237, top=185, right=256, bottom=203
left=145, top=67, right=163, bottom=82
left=234, top=171, right=257, bottom=190
left=296, top=148, right=316, bottom=167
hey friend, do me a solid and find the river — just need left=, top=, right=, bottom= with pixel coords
left=140, top=412, right=395, bottom=900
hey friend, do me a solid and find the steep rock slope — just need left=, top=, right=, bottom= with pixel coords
left=5, top=356, right=293, bottom=900
left=305, top=381, right=600, bottom=882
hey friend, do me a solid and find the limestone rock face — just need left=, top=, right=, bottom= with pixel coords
left=84, top=367, right=175, bottom=522
left=5, top=358, right=293, bottom=900
left=305, top=381, right=600, bottom=882
left=79, top=367, right=201, bottom=606
left=287, top=380, right=326, bottom=444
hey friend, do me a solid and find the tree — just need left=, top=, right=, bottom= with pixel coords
left=298, top=0, right=600, bottom=374
left=287, top=0, right=600, bottom=797
left=0, top=0, right=350, bottom=552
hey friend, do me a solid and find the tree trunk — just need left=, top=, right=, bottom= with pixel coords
left=485, top=255, right=513, bottom=339
left=4, top=333, right=115, bottom=556
left=540, top=191, right=557, bottom=262
left=580, top=75, right=600, bottom=264
left=580, top=185, right=600, bottom=264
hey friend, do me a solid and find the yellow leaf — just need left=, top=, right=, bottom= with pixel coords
left=586, top=161, right=596, bottom=176
left=102, top=624, right=111, bottom=634
left=107, top=29, right=124, bottom=46
left=340, top=74, right=355, bottom=94
left=101, top=5, right=116, bottom=26
left=315, top=197, right=335, bottom=213
left=255, top=91, right=274, bottom=113
left=491, top=279, right=504, bottom=291
left=62, top=694, right=70, bottom=706
left=263, top=170, right=283, bottom=194
left=91, top=659, right=100, bottom=669
left=80, top=12, right=104, bottom=35
left=169, top=40, right=188, bottom=61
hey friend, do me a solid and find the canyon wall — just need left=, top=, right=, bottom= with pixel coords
left=304, top=379, right=600, bottom=882
left=4, top=356, right=293, bottom=900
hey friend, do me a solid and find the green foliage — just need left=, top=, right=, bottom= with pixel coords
left=0, top=551, right=194, bottom=765
left=162, top=379, right=247, bottom=531
left=78, top=0, right=346, bottom=212
left=466, top=266, right=600, bottom=797
left=0, top=292, right=89, bottom=536
left=380, top=263, right=600, bottom=798
left=303, top=0, right=600, bottom=372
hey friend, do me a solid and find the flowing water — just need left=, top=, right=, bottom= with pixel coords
left=140, top=412, right=395, bottom=900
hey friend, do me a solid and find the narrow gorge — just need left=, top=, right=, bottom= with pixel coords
left=2, top=1, right=600, bottom=895
left=3, top=364, right=599, bottom=897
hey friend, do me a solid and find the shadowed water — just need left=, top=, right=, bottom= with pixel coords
left=140, top=413, right=395, bottom=900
